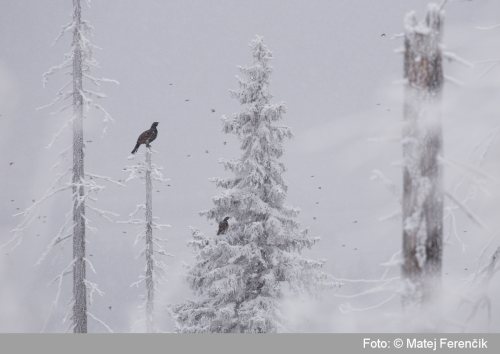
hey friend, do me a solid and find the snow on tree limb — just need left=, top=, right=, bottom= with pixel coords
left=476, top=23, right=500, bottom=31
left=444, top=191, right=490, bottom=231
left=443, top=51, right=474, bottom=68
left=41, top=258, right=76, bottom=332
left=440, top=156, right=499, bottom=185
left=443, top=128, right=500, bottom=249
left=3, top=181, right=72, bottom=252
left=87, top=312, right=113, bottom=333
left=458, top=246, right=500, bottom=328
left=444, top=75, right=464, bottom=86
left=370, top=169, right=401, bottom=202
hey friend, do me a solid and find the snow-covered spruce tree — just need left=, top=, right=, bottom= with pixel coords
left=121, top=148, right=170, bottom=332
left=5, top=0, right=118, bottom=333
left=172, top=36, right=329, bottom=333
left=401, top=4, right=444, bottom=307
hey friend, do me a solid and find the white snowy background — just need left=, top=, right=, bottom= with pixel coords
left=1, top=0, right=499, bottom=332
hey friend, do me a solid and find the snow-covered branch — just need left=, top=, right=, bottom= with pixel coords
left=445, top=191, right=489, bottom=232
left=443, top=51, right=474, bottom=68
left=41, top=259, right=76, bottom=332
left=476, top=23, right=500, bottom=31
left=87, top=312, right=114, bottom=333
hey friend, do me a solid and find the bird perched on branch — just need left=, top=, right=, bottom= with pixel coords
left=217, top=217, right=230, bottom=235
left=131, top=122, right=159, bottom=154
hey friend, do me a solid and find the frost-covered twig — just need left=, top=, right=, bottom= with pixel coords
left=444, top=75, right=464, bottom=86
left=439, top=0, right=450, bottom=11
left=36, top=212, right=73, bottom=266
left=87, top=311, right=113, bottom=333
left=84, top=279, right=104, bottom=305
left=476, top=23, right=500, bottom=31
left=86, top=172, right=124, bottom=186
left=3, top=182, right=72, bottom=252
left=332, top=247, right=402, bottom=312
left=440, top=156, right=499, bottom=184
left=458, top=247, right=500, bottom=329
left=445, top=191, right=489, bottom=232
left=87, top=205, right=120, bottom=223
left=41, top=259, right=76, bottom=332
left=370, top=169, right=400, bottom=202
left=443, top=51, right=473, bottom=68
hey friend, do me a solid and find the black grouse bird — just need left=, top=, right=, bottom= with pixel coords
left=217, top=217, right=230, bottom=235
left=131, top=122, right=159, bottom=154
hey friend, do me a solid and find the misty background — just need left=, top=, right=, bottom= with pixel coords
left=1, top=0, right=500, bottom=332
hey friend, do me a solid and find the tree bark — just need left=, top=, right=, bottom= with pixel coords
left=402, top=5, right=444, bottom=306
left=72, top=0, right=88, bottom=333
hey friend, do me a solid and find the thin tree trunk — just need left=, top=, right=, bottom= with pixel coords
left=72, top=0, right=87, bottom=333
left=145, top=147, right=154, bottom=332
left=402, top=5, right=444, bottom=306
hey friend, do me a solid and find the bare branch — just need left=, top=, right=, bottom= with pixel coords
left=52, top=20, right=75, bottom=46
left=87, top=311, right=114, bottom=333
left=45, top=117, right=74, bottom=149
left=41, top=259, right=75, bottom=332
left=443, top=51, right=474, bottom=68
left=86, top=172, right=125, bottom=187
left=370, top=169, right=400, bottom=202
left=476, top=24, right=500, bottom=31
left=445, top=191, right=490, bottom=232
left=444, top=75, right=464, bottom=86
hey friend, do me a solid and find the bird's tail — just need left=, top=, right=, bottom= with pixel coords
left=131, top=143, right=140, bottom=154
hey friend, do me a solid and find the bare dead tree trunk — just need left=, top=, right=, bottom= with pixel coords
left=402, top=4, right=444, bottom=307
left=145, top=147, right=154, bottom=332
left=122, top=148, right=170, bottom=332
left=72, top=0, right=87, bottom=333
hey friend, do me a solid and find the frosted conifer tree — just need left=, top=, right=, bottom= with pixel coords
left=4, top=0, right=118, bottom=333
left=401, top=4, right=444, bottom=307
left=121, top=148, right=171, bottom=332
left=172, top=36, right=329, bottom=333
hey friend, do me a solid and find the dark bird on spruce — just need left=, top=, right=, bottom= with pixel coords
left=217, top=217, right=230, bottom=235
left=131, top=122, right=159, bottom=154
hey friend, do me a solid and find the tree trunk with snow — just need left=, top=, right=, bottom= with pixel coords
left=7, top=0, right=118, bottom=332
left=402, top=4, right=444, bottom=307
left=122, top=148, right=170, bottom=332
left=145, top=147, right=154, bottom=332
left=71, top=0, right=87, bottom=333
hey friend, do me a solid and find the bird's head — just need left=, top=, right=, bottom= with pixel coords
left=152, top=122, right=159, bottom=128
left=224, top=216, right=230, bottom=221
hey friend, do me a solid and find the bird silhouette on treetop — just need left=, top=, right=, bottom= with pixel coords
left=131, top=122, right=159, bottom=154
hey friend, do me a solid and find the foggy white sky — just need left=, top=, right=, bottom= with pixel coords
left=1, top=0, right=500, bottom=332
